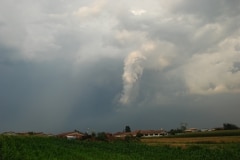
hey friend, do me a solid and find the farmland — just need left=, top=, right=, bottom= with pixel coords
left=141, top=130, right=240, bottom=147
left=0, top=131, right=240, bottom=160
left=141, top=136, right=240, bottom=148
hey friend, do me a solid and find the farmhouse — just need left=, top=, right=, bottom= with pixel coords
left=1, top=131, right=17, bottom=136
left=57, top=131, right=84, bottom=140
left=137, top=130, right=168, bottom=137
left=184, top=128, right=199, bottom=133
left=113, top=132, right=133, bottom=138
left=113, top=129, right=168, bottom=138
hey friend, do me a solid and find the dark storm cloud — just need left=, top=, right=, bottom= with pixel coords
left=0, top=0, right=240, bottom=133
left=0, top=57, right=123, bottom=132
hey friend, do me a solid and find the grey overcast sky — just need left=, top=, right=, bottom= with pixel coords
left=0, top=0, right=240, bottom=133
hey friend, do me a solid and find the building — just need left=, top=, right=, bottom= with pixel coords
left=58, top=131, right=84, bottom=140
left=184, top=128, right=199, bottom=133
left=113, top=129, right=168, bottom=138
left=1, top=131, right=17, bottom=136
left=138, top=130, right=168, bottom=137
left=113, top=132, right=132, bottom=138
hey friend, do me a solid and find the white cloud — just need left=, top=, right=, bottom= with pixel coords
left=131, top=9, right=146, bottom=16
left=73, top=0, right=106, bottom=18
left=184, top=35, right=240, bottom=95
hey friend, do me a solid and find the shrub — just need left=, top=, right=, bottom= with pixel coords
left=96, top=132, right=108, bottom=141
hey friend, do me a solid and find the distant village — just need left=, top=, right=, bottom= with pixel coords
left=1, top=128, right=168, bottom=140
left=1, top=123, right=238, bottom=140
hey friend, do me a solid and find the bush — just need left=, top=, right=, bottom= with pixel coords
left=96, top=132, right=108, bottom=141
left=223, top=123, right=239, bottom=130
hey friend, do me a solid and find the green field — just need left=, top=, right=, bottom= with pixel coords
left=0, top=134, right=240, bottom=160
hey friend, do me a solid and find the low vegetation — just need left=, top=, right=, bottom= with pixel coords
left=0, top=133, right=240, bottom=160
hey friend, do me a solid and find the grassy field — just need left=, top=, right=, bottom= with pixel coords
left=0, top=131, right=240, bottom=160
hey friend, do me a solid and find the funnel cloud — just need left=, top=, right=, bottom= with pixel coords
left=120, top=51, right=146, bottom=104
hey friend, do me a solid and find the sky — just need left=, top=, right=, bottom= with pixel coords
left=0, top=0, right=240, bottom=134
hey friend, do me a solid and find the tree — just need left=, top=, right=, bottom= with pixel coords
left=223, top=123, right=239, bottom=130
left=124, top=135, right=135, bottom=142
left=136, top=131, right=143, bottom=138
left=168, top=128, right=183, bottom=135
left=91, top=132, right=96, bottom=138
left=180, top=122, right=188, bottom=131
left=125, top=126, right=131, bottom=132
left=96, top=132, right=108, bottom=141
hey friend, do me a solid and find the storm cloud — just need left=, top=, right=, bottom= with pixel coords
left=0, top=0, right=240, bottom=133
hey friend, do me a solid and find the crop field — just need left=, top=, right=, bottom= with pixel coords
left=170, top=129, right=240, bottom=137
left=141, top=130, right=240, bottom=148
left=141, top=136, right=240, bottom=147
left=0, top=134, right=240, bottom=160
